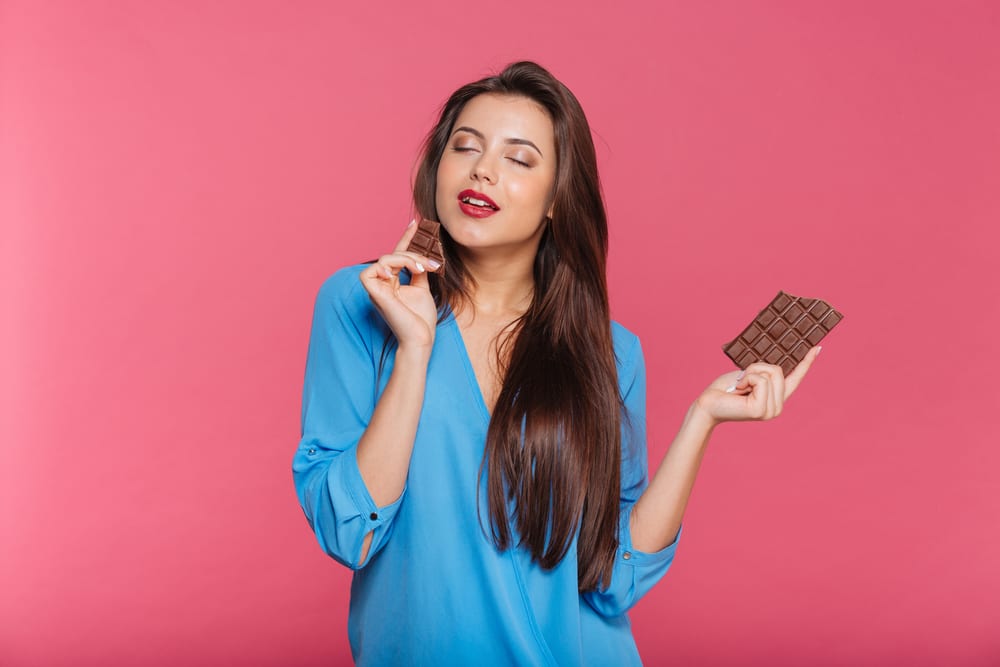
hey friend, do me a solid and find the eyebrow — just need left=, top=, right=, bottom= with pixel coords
left=451, top=126, right=544, bottom=158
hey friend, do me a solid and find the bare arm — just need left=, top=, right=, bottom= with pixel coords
left=630, top=345, right=823, bottom=552
left=629, top=401, right=714, bottom=552
left=355, top=345, right=431, bottom=506
left=353, top=344, right=430, bottom=562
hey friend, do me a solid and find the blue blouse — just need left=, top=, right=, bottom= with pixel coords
left=292, top=264, right=683, bottom=666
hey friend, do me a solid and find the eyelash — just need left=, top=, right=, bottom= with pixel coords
left=451, top=146, right=530, bottom=168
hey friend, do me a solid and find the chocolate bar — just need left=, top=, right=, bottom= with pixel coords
left=722, top=291, right=843, bottom=376
left=406, top=218, right=445, bottom=274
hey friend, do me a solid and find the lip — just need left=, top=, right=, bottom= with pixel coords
left=457, top=189, right=500, bottom=211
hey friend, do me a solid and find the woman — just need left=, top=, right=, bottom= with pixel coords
left=292, top=61, right=820, bottom=665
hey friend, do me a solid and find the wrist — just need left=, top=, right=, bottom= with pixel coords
left=687, top=397, right=719, bottom=434
left=396, top=341, right=433, bottom=364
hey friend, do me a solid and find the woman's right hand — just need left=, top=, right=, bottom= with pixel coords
left=360, top=219, right=442, bottom=351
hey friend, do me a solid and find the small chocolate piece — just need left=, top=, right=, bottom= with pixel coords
left=722, top=291, right=843, bottom=376
left=406, top=218, right=445, bottom=274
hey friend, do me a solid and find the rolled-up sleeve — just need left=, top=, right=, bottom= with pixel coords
left=291, top=266, right=405, bottom=570
left=583, top=334, right=682, bottom=617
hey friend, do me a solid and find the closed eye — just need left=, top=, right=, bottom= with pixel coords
left=452, top=145, right=530, bottom=167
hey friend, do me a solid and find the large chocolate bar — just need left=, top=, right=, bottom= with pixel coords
left=722, top=291, right=843, bottom=376
left=406, top=218, right=445, bottom=274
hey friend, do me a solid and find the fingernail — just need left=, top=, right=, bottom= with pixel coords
left=427, top=259, right=441, bottom=270
left=816, top=346, right=822, bottom=356
left=407, top=218, right=416, bottom=228
left=725, top=369, right=746, bottom=393
left=415, top=262, right=425, bottom=273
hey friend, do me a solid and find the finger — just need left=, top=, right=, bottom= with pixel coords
left=382, top=252, right=430, bottom=275
left=744, top=372, right=771, bottom=418
left=724, top=369, right=747, bottom=393
left=364, top=253, right=426, bottom=282
left=409, top=265, right=430, bottom=291
left=760, top=372, right=777, bottom=419
left=393, top=217, right=422, bottom=253
left=361, top=259, right=395, bottom=282
left=784, top=346, right=821, bottom=400
left=743, top=361, right=782, bottom=376
left=752, top=363, right=784, bottom=416
left=395, top=250, right=442, bottom=273
left=732, top=362, right=778, bottom=390
left=771, top=368, right=783, bottom=416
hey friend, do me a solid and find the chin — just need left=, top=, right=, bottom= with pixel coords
left=441, top=225, right=484, bottom=250
left=438, top=212, right=480, bottom=246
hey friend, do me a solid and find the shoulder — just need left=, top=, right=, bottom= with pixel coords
left=316, top=263, right=371, bottom=310
left=312, top=263, right=381, bottom=334
left=611, top=320, right=644, bottom=381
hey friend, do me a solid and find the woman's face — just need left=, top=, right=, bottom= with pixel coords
left=435, top=93, right=557, bottom=258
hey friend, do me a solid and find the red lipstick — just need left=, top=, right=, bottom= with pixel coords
left=457, top=189, right=499, bottom=218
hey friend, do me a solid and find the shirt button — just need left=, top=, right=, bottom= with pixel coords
left=369, top=512, right=378, bottom=521
left=623, top=551, right=632, bottom=560
left=307, top=448, right=316, bottom=455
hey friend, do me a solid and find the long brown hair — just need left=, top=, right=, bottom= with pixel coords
left=412, top=61, right=622, bottom=592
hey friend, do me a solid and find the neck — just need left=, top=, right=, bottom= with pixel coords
left=456, top=247, right=536, bottom=318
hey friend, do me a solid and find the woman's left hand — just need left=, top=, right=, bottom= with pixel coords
left=694, top=345, right=823, bottom=427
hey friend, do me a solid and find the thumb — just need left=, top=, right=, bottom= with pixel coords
left=409, top=264, right=431, bottom=291
left=394, top=217, right=422, bottom=253
left=783, top=345, right=821, bottom=400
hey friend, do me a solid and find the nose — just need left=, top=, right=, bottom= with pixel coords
left=471, top=153, right=498, bottom=184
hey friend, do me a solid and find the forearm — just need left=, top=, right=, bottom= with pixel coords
left=355, top=343, right=431, bottom=507
left=630, top=400, right=716, bottom=552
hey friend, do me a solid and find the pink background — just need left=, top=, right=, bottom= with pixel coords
left=2, top=1, right=998, bottom=665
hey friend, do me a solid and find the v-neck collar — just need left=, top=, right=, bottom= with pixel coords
left=446, top=315, right=492, bottom=425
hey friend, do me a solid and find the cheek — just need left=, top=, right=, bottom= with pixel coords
left=436, top=159, right=464, bottom=194
left=513, top=173, right=555, bottom=212
left=434, top=163, right=454, bottom=206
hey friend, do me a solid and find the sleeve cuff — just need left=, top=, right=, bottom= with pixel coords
left=335, top=443, right=407, bottom=529
left=618, top=504, right=683, bottom=567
